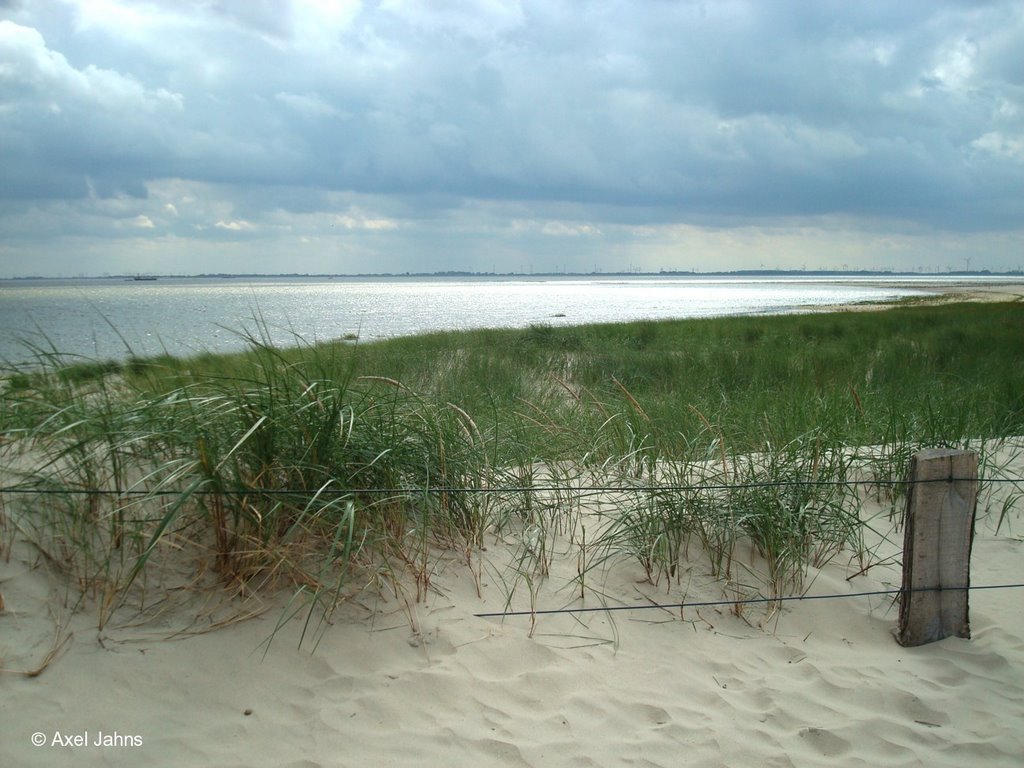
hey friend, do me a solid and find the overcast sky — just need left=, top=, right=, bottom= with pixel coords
left=1, top=0, right=1022, bottom=277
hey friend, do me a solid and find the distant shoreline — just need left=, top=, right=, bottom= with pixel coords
left=5, top=269, right=1024, bottom=281
left=810, top=279, right=1024, bottom=313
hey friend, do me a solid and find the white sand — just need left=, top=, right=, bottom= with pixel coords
left=3, top=446, right=1024, bottom=768
left=808, top=280, right=1024, bottom=313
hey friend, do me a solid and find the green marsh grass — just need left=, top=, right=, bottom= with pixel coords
left=2, top=301, right=1023, bottom=634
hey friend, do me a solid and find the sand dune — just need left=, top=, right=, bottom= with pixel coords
left=4, top=446, right=1023, bottom=768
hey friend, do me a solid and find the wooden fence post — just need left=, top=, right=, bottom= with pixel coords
left=897, top=449, right=978, bottom=647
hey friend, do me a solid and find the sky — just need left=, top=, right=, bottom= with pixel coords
left=1, top=0, right=1023, bottom=277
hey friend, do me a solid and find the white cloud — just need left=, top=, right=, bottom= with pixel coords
left=928, top=36, right=978, bottom=92
left=215, top=219, right=255, bottom=231
left=0, top=20, right=183, bottom=142
left=333, top=212, right=398, bottom=230
left=379, top=0, right=524, bottom=38
left=972, top=131, right=1024, bottom=163
left=540, top=221, right=600, bottom=237
left=290, top=0, right=362, bottom=51
left=274, top=90, right=341, bottom=118
left=61, top=0, right=185, bottom=39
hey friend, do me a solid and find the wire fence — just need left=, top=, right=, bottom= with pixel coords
left=0, top=474, right=1020, bottom=498
left=3, top=470, right=1022, bottom=622
left=473, top=583, right=1024, bottom=619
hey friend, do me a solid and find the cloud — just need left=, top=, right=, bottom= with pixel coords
left=1, top=0, right=1023, bottom=276
left=972, top=131, right=1024, bottom=162
left=539, top=221, right=601, bottom=237
left=0, top=19, right=185, bottom=199
left=333, top=211, right=399, bottom=230
left=378, top=0, right=525, bottom=39
left=274, top=90, right=342, bottom=118
left=214, top=218, right=255, bottom=232
left=0, top=21, right=181, bottom=112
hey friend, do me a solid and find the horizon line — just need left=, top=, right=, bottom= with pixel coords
left=5, top=268, right=1023, bottom=281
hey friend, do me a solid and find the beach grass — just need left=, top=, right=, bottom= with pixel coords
left=2, top=301, right=1023, bottom=630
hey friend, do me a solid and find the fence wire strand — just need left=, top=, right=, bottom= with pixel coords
left=0, top=475, right=1017, bottom=498
left=474, top=583, right=1024, bottom=619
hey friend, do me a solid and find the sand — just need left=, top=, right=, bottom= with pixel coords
left=4, top=444, right=1024, bottom=768
left=809, top=279, right=1024, bottom=313
left=3, top=283, right=1024, bottom=767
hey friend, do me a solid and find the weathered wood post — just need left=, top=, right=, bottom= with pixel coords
left=897, top=449, right=978, bottom=647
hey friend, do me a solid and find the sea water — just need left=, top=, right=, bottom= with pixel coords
left=0, top=274, right=968, bottom=365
